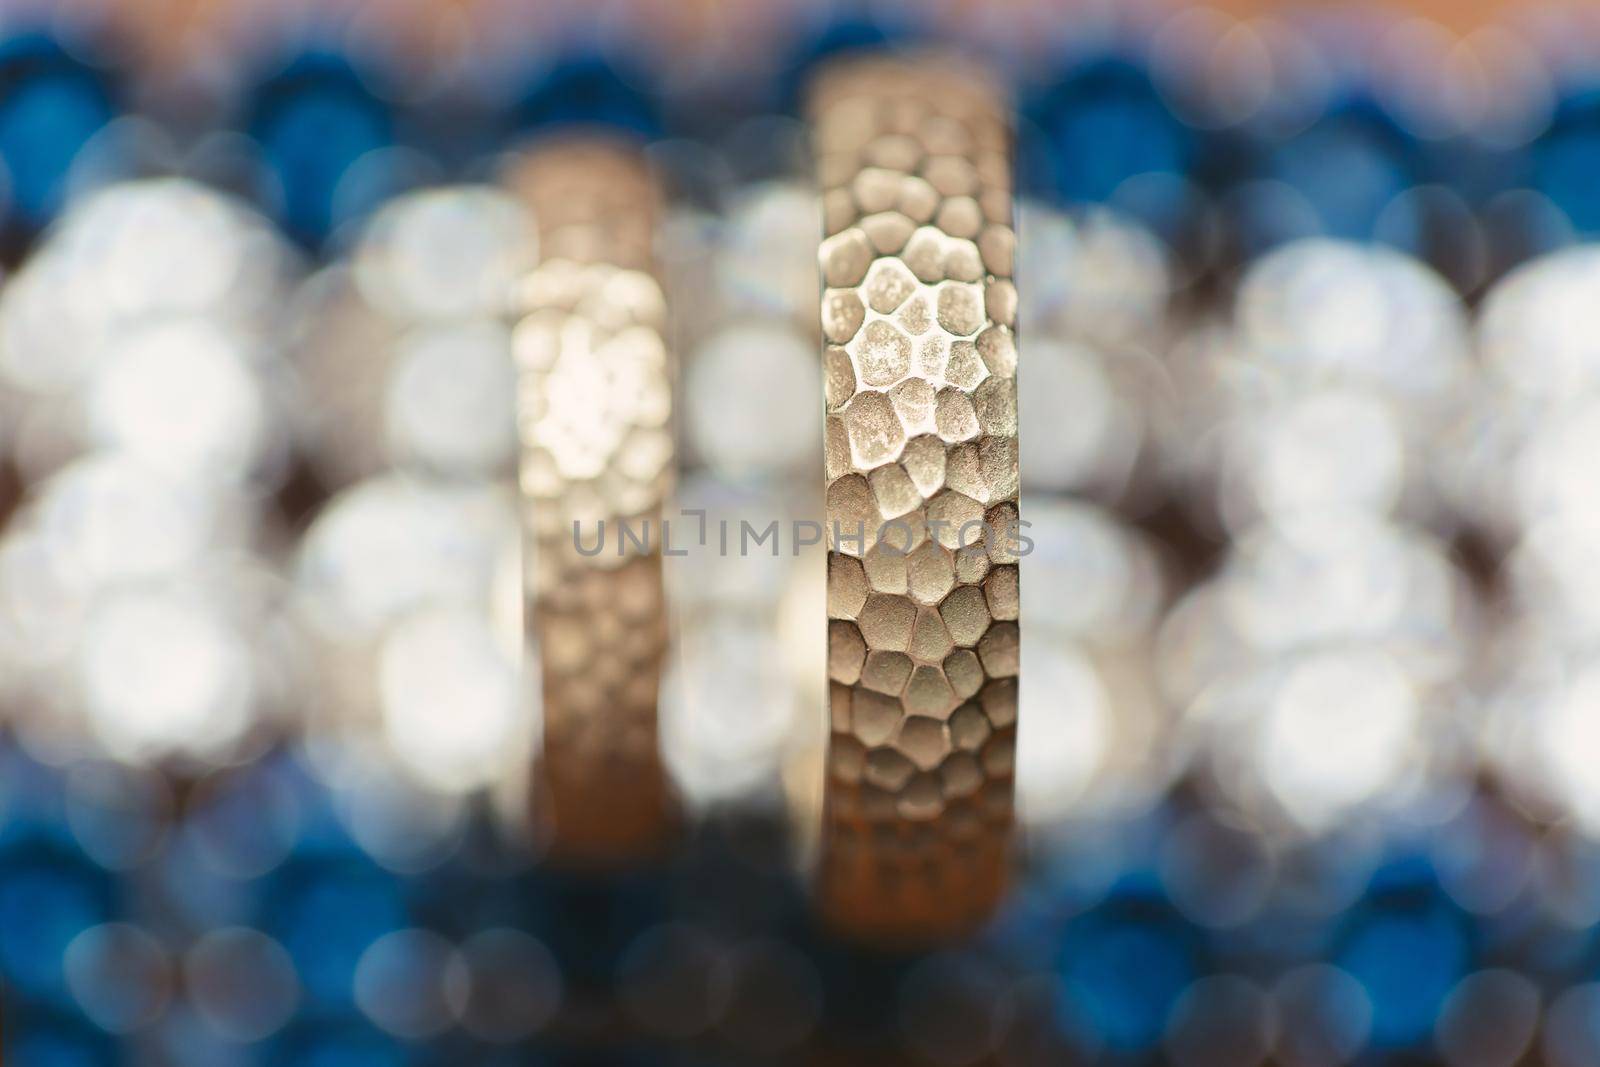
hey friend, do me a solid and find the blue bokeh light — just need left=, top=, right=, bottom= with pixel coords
left=1335, top=864, right=1472, bottom=1050
left=248, top=51, right=396, bottom=245
left=0, top=34, right=115, bottom=232
left=516, top=55, right=661, bottom=140
left=1055, top=882, right=1202, bottom=1055
left=1024, top=58, right=1196, bottom=207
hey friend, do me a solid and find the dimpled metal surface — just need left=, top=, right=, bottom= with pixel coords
left=810, top=56, right=1020, bottom=944
left=509, top=141, right=678, bottom=867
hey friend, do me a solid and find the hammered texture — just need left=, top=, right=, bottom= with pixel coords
left=508, top=141, right=678, bottom=867
left=810, top=56, right=1020, bottom=944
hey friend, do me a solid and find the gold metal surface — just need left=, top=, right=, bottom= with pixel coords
left=809, top=55, right=1021, bottom=945
left=508, top=141, right=679, bottom=868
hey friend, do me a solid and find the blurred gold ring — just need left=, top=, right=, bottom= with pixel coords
left=507, top=140, right=679, bottom=868
left=810, top=54, right=1022, bottom=945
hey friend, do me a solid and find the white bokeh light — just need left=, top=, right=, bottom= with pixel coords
left=378, top=606, right=524, bottom=794
left=1022, top=498, right=1165, bottom=642
left=717, top=180, right=820, bottom=321
left=1221, top=517, right=1468, bottom=684
left=0, top=178, right=297, bottom=494
left=1021, top=339, right=1166, bottom=501
left=1231, top=387, right=1406, bottom=525
left=86, top=319, right=269, bottom=485
left=684, top=321, right=818, bottom=485
left=296, top=474, right=517, bottom=639
left=664, top=611, right=800, bottom=806
left=1016, top=498, right=1170, bottom=825
left=79, top=587, right=256, bottom=763
left=1495, top=662, right=1600, bottom=833
left=1179, top=239, right=1476, bottom=537
left=385, top=320, right=518, bottom=477
left=1235, top=239, right=1468, bottom=401
left=32, top=454, right=227, bottom=590
left=1509, top=394, right=1600, bottom=530
left=355, top=186, right=533, bottom=321
left=1021, top=201, right=1172, bottom=351
left=1257, top=648, right=1423, bottom=832
left=1479, top=246, right=1600, bottom=404
left=1163, top=513, right=1470, bottom=833
left=51, top=179, right=293, bottom=324
left=660, top=478, right=820, bottom=808
left=1016, top=639, right=1114, bottom=824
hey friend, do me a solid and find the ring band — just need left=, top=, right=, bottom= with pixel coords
left=810, top=55, right=1021, bottom=944
left=508, top=140, right=678, bottom=867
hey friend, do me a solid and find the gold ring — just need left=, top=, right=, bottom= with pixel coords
left=809, top=55, right=1021, bottom=944
left=507, top=140, right=679, bottom=868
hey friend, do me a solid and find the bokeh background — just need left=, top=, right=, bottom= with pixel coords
left=5, top=0, right=1600, bottom=1064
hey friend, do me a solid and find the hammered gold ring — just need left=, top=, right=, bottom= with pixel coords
left=507, top=140, right=679, bottom=868
left=810, top=55, right=1021, bottom=945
